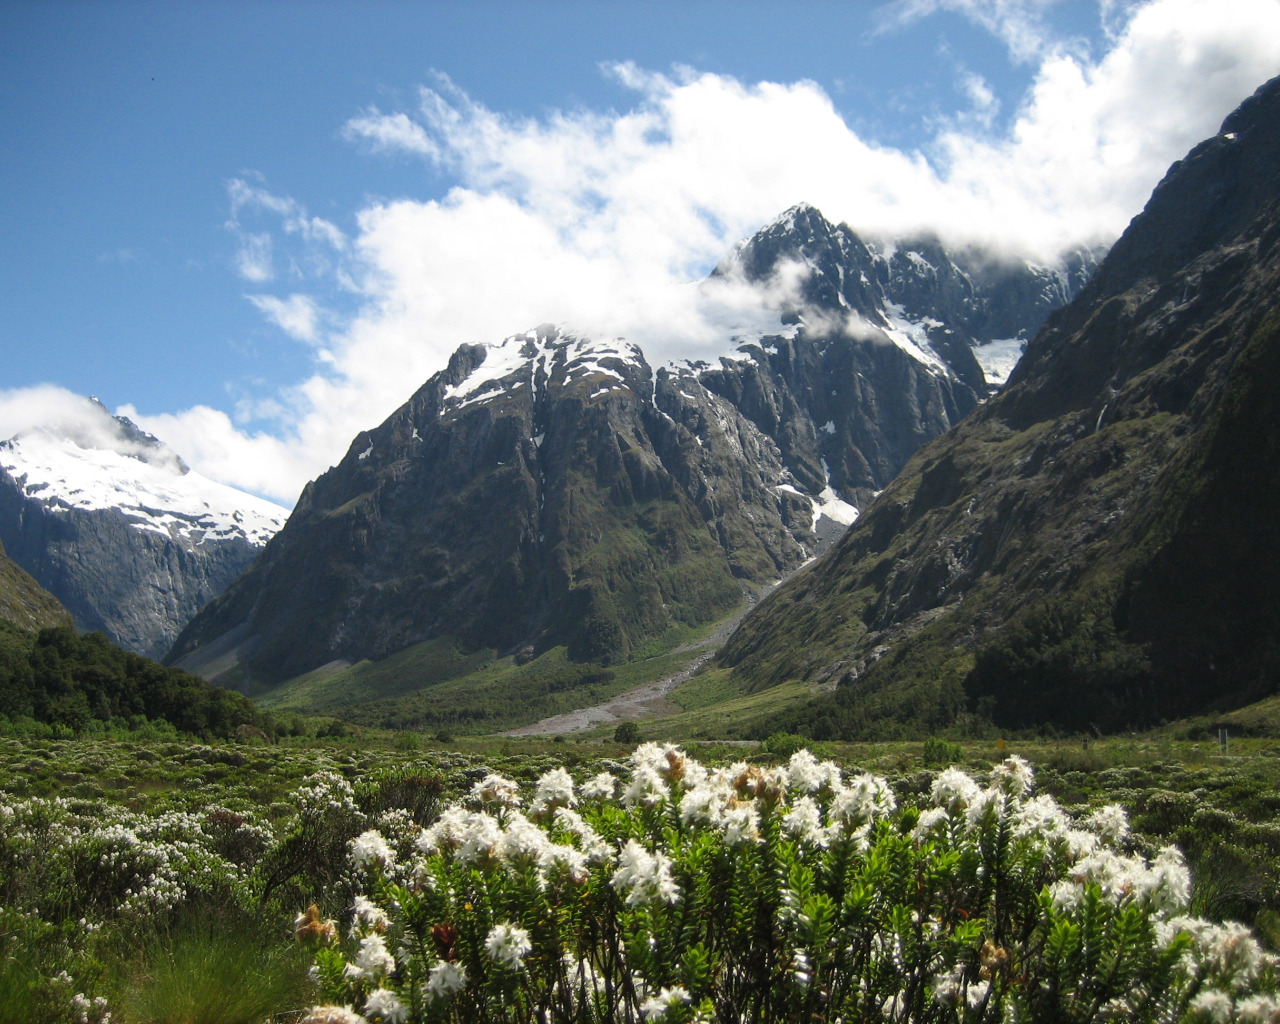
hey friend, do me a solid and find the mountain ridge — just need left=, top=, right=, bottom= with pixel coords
left=0, top=540, right=73, bottom=633
left=716, top=74, right=1280, bottom=736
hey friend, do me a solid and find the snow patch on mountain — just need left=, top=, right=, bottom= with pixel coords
left=445, top=333, right=533, bottom=407
left=0, top=431, right=287, bottom=545
left=874, top=302, right=950, bottom=375
left=813, top=487, right=859, bottom=526
left=973, top=338, right=1027, bottom=386
left=443, top=327, right=650, bottom=411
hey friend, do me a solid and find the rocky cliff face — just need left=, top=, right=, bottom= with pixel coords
left=718, top=75, right=1280, bottom=736
left=0, top=400, right=287, bottom=659
left=171, top=208, right=1096, bottom=691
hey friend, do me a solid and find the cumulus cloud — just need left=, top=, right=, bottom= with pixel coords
left=114, top=402, right=319, bottom=505
left=0, top=385, right=109, bottom=445
left=111, top=0, right=1280, bottom=505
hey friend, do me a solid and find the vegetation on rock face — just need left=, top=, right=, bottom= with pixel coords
left=170, top=330, right=758, bottom=694
left=169, top=204, right=1089, bottom=704
left=0, top=544, right=73, bottom=633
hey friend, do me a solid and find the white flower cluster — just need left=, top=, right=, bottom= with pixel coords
left=423, top=961, right=468, bottom=1003
left=915, top=757, right=1280, bottom=1015
left=1167, top=917, right=1280, bottom=1021
left=469, top=772, right=522, bottom=808
left=416, top=780, right=597, bottom=884
left=638, top=983, right=692, bottom=1021
left=70, top=992, right=111, bottom=1024
left=349, top=829, right=396, bottom=873
left=86, top=809, right=246, bottom=916
left=302, top=747, right=1279, bottom=1024
left=611, top=839, right=680, bottom=906
left=528, top=766, right=576, bottom=819
left=0, top=797, right=258, bottom=921
left=344, top=933, right=396, bottom=982
left=485, top=921, right=532, bottom=969
left=363, top=988, right=407, bottom=1024
left=619, top=742, right=896, bottom=852
left=296, top=770, right=363, bottom=821
left=300, top=1006, right=369, bottom=1024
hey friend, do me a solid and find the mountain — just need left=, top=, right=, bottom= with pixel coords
left=0, top=398, right=288, bottom=659
left=0, top=541, right=72, bottom=633
left=169, top=210, right=1096, bottom=693
left=705, top=203, right=1100, bottom=510
left=717, top=75, right=1280, bottom=737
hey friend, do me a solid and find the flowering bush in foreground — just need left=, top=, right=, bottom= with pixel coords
left=301, top=746, right=1280, bottom=1023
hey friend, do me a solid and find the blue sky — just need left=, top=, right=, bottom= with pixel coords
left=3, top=0, right=1279, bottom=505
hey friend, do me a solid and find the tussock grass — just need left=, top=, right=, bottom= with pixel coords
left=112, top=909, right=313, bottom=1024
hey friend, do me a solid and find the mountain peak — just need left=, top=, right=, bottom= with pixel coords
left=8, top=394, right=189, bottom=476
left=1, top=398, right=290, bottom=658
left=436, top=324, right=651, bottom=417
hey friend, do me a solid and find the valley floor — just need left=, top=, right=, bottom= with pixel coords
left=502, top=580, right=780, bottom=736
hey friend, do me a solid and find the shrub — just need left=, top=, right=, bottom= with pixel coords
left=759, top=731, right=810, bottom=758
left=300, top=747, right=1280, bottom=1023
left=612, top=721, right=640, bottom=744
left=923, top=736, right=964, bottom=767
left=393, top=732, right=423, bottom=752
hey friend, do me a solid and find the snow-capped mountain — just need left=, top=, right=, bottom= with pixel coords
left=0, top=398, right=288, bottom=659
left=171, top=205, right=1097, bottom=690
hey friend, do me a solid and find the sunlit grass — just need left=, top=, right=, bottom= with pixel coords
left=111, top=910, right=313, bottom=1024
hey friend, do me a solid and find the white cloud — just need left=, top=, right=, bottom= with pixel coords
left=959, top=70, right=1000, bottom=128
left=226, top=178, right=347, bottom=287
left=247, top=293, right=321, bottom=343
left=0, top=385, right=183, bottom=472
left=875, top=0, right=1068, bottom=63
left=344, top=108, right=441, bottom=158
left=930, top=0, right=1280, bottom=252
left=234, top=232, right=274, bottom=283
left=110, top=0, right=1280, bottom=506
left=114, top=402, right=320, bottom=507
left=0, top=385, right=110, bottom=445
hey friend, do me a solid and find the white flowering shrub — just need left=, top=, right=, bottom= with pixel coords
left=0, top=796, right=259, bottom=924
left=301, top=746, right=1280, bottom=1023
left=0, top=792, right=279, bottom=1022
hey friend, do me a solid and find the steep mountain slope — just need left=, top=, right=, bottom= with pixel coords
left=718, top=75, right=1280, bottom=736
left=0, top=542, right=73, bottom=632
left=0, top=399, right=288, bottom=659
left=171, top=210, right=1095, bottom=693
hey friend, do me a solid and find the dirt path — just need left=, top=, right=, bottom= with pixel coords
left=502, top=583, right=775, bottom=737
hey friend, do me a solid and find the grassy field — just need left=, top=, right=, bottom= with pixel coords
left=2, top=728, right=1279, bottom=1022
